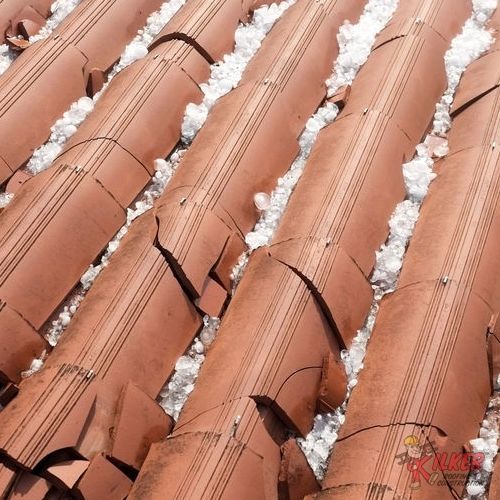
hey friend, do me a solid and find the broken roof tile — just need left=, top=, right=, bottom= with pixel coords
left=0, top=300, right=46, bottom=384
left=44, top=460, right=89, bottom=491
left=109, top=382, right=173, bottom=471
left=73, top=454, right=133, bottom=499
left=278, top=439, right=321, bottom=499
left=0, top=1, right=52, bottom=44
left=153, top=0, right=347, bottom=297
left=321, top=9, right=500, bottom=497
left=269, top=0, right=466, bottom=343
left=0, top=212, right=201, bottom=471
left=0, top=0, right=167, bottom=182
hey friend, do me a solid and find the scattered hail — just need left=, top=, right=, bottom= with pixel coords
left=0, top=0, right=83, bottom=75
left=22, top=2, right=295, bottom=395
left=231, top=0, right=399, bottom=288
left=464, top=377, right=500, bottom=499
left=299, top=0, right=497, bottom=481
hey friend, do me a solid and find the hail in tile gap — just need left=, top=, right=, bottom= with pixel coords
left=299, top=0, right=497, bottom=481
left=152, top=0, right=296, bottom=421
left=230, top=0, right=400, bottom=289
left=0, top=192, right=13, bottom=208
left=464, top=377, right=500, bottom=499
left=34, top=2, right=293, bottom=357
left=0, top=0, right=189, bottom=208
left=0, top=0, right=83, bottom=76
left=20, top=350, right=48, bottom=379
left=157, top=316, right=220, bottom=421
left=22, top=0, right=188, bottom=180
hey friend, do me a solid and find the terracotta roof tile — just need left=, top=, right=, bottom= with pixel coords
left=109, top=381, right=173, bottom=471
left=320, top=7, right=500, bottom=498
left=0, top=213, right=201, bottom=470
left=0, top=301, right=45, bottom=384
left=73, top=453, right=132, bottom=499
left=278, top=438, right=321, bottom=499
left=0, top=0, right=166, bottom=182
left=0, top=464, right=16, bottom=498
left=44, top=460, right=89, bottom=491
left=8, top=471, right=52, bottom=499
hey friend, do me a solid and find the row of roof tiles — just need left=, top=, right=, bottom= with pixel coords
left=321, top=8, right=500, bottom=496
left=0, top=0, right=265, bottom=385
left=129, top=0, right=489, bottom=498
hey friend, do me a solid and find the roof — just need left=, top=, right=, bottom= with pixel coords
left=0, top=0, right=499, bottom=498
left=0, top=0, right=52, bottom=45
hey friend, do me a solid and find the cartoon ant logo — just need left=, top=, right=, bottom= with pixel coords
left=396, top=434, right=485, bottom=490
left=403, top=435, right=439, bottom=489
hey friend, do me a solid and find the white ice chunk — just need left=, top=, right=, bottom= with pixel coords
left=253, top=192, right=271, bottom=211
left=158, top=316, right=220, bottom=420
